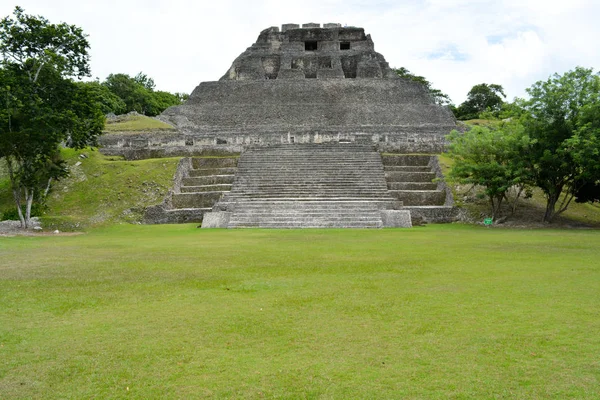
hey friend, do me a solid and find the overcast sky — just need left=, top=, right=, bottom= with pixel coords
left=2, top=0, right=599, bottom=103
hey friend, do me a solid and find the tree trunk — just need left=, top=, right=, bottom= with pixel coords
left=44, top=177, right=53, bottom=198
left=544, top=193, right=559, bottom=223
left=490, top=195, right=503, bottom=221
left=11, top=188, right=26, bottom=228
left=25, top=187, right=34, bottom=228
left=4, top=157, right=26, bottom=228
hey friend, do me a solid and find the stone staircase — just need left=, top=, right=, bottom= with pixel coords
left=143, top=156, right=238, bottom=224
left=208, top=143, right=404, bottom=228
left=382, top=154, right=458, bottom=223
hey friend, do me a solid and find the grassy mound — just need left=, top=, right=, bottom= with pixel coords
left=0, top=225, right=598, bottom=398
left=103, top=114, right=175, bottom=132
left=0, top=149, right=179, bottom=229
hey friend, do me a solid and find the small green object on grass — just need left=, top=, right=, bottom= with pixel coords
left=484, top=217, right=493, bottom=226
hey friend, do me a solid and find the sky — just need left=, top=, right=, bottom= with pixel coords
left=1, top=0, right=599, bottom=104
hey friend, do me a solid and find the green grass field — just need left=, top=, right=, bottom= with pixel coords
left=1, top=224, right=599, bottom=398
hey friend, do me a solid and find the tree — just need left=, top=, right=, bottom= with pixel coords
left=568, top=102, right=600, bottom=204
left=456, top=83, right=506, bottom=120
left=78, top=80, right=126, bottom=115
left=393, top=67, right=453, bottom=106
left=520, top=67, right=600, bottom=222
left=102, top=73, right=153, bottom=114
left=0, top=7, right=104, bottom=228
left=102, top=72, right=183, bottom=116
left=446, top=122, right=532, bottom=220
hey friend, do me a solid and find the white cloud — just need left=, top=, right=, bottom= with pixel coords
left=1, top=0, right=599, bottom=103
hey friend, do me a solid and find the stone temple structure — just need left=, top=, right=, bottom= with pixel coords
left=100, top=23, right=459, bottom=228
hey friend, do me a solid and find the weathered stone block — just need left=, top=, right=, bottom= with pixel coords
left=380, top=210, right=412, bottom=228
left=201, top=212, right=231, bottom=228
left=282, top=23, right=300, bottom=32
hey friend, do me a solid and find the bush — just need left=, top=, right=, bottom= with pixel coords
left=1, top=203, right=46, bottom=221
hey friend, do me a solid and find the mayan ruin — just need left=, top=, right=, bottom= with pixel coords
left=99, top=23, right=459, bottom=228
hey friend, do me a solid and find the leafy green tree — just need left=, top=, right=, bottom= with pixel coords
left=102, top=73, right=152, bottom=114
left=521, top=67, right=600, bottom=222
left=393, top=67, right=453, bottom=106
left=78, top=80, right=126, bottom=115
left=456, top=83, right=506, bottom=120
left=102, top=72, right=183, bottom=116
left=446, top=122, right=531, bottom=220
left=0, top=7, right=104, bottom=227
left=134, top=72, right=155, bottom=91
left=565, top=102, right=600, bottom=204
left=150, top=91, right=181, bottom=115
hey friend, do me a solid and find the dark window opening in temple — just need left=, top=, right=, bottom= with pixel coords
left=305, top=41, right=318, bottom=51
left=319, top=57, right=332, bottom=69
left=340, top=42, right=351, bottom=50
left=290, top=136, right=295, bottom=143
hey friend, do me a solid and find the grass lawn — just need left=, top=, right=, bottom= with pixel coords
left=103, top=115, right=175, bottom=132
left=1, top=224, right=599, bottom=398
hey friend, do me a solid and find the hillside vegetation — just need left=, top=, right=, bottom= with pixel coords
left=1, top=149, right=179, bottom=229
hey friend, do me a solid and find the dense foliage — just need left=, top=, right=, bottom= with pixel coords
left=447, top=67, right=600, bottom=222
left=98, top=72, right=187, bottom=116
left=454, top=83, right=506, bottom=120
left=446, top=123, right=531, bottom=219
left=0, top=7, right=104, bottom=227
left=393, top=67, right=453, bottom=106
left=521, top=67, right=600, bottom=221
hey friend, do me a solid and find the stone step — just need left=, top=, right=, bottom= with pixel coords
left=234, top=177, right=388, bottom=181
left=389, top=190, right=446, bottom=206
left=231, top=214, right=382, bottom=220
left=383, top=166, right=431, bottom=172
left=403, top=206, right=459, bottom=223
left=229, top=189, right=391, bottom=193
left=234, top=174, right=387, bottom=178
left=230, top=182, right=388, bottom=187
left=192, top=157, right=238, bottom=168
left=245, top=147, right=375, bottom=153
left=220, top=201, right=399, bottom=210
left=221, top=198, right=397, bottom=204
left=228, top=222, right=383, bottom=228
left=385, top=171, right=436, bottom=182
left=180, top=184, right=233, bottom=193
left=227, top=194, right=392, bottom=199
left=381, top=155, right=432, bottom=166
left=388, top=182, right=438, bottom=190
left=182, top=175, right=235, bottom=186
left=242, top=158, right=380, bottom=161
left=229, top=189, right=389, bottom=194
left=188, top=167, right=237, bottom=176
left=172, top=192, right=227, bottom=209
left=239, top=161, right=382, bottom=165
left=236, top=166, right=384, bottom=170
